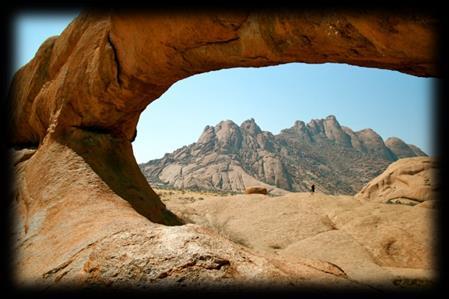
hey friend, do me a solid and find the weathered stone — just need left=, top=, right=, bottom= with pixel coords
left=355, top=157, right=438, bottom=204
left=9, top=11, right=437, bottom=146
left=165, top=182, right=436, bottom=289
left=245, top=186, right=268, bottom=195
left=8, top=11, right=438, bottom=288
left=386, top=137, right=428, bottom=159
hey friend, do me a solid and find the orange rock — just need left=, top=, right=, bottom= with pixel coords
left=8, top=11, right=438, bottom=146
left=245, top=186, right=268, bottom=195
left=7, top=11, right=438, bottom=215
left=355, top=157, right=438, bottom=204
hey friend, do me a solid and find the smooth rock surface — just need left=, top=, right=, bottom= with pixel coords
left=355, top=157, right=438, bottom=204
left=166, top=192, right=436, bottom=289
left=10, top=143, right=363, bottom=290
left=9, top=11, right=438, bottom=146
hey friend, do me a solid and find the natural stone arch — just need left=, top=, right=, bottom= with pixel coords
left=9, top=11, right=438, bottom=224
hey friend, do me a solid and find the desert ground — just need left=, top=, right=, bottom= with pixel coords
left=155, top=186, right=436, bottom=290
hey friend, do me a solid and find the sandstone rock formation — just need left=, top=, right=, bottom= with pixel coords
left=11, top=147, right=370, bottom=290
left=8, top=10, right=438, bottom=289
left=355, top=157, right=438, bottom=205
left=8, top=11, right=437, bottom=147
left=141, top=116, right=426, bottom=195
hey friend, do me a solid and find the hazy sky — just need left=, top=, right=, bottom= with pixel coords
left=14, top=13, right=437, bottom=163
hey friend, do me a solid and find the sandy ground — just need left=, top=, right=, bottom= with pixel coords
left=156, top=188, right=436, bottom=290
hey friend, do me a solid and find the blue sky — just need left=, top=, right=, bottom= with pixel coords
left=14, top=13, right=437, bottom=163
left=13, top=12, right=80, bottom=71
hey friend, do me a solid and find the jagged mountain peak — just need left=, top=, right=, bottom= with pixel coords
left=385, top=136, right=407, bottom=146
left=197, top=125, right=216, bottom=144
left=357, top=128, right=377, bottom=134
left=355, top=128, right=385, bottom=145
left=323, top=115, right=342, bottom=128
left=216, top=119, right=240, bottom=127
left=213, top=120, right=243, bottom=151
left=141, top=116, right=427, bottom=195
left=240, top=118, right=262, bottom=135
left=307, top=118, right=323, bottom=126
left=293, top=120, right=306, bottom=128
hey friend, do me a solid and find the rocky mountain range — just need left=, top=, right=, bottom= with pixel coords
left=139, top=115, right=427, bottom=195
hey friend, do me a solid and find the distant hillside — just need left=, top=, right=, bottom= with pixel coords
left=139, top=115, right=427, bottom=195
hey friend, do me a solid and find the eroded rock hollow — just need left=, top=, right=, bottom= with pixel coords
left=9, top=10, right=438, bottom=287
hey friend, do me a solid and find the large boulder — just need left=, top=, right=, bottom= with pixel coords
left=245, top=186, right=268, bottom=195
left=355, top=157, right=438, bottom=205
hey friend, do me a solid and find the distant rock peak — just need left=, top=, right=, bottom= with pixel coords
left=293, top=120, right=306, bottom=128
left=141, top=116, right=427, bottom=195
left=306, top=119, right=325, bottom=135
left=197, top=125, right=216, bottom=144
left=385, top=136, right=428, bottom=158
left=216, top=119, right=238, bottom=128
left=358, top=128, right=376, bottom=134
left=386, top=137, right=403, bottom=142
left=324, top=115, right=340, bottom=126
left=241, top=118, right=262, bottom=135
left=308, top=118, right=323, bottom=125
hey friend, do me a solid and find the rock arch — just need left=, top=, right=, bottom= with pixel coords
left=9, top=11, right=438, bottom=224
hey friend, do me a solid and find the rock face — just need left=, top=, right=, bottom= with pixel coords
left=140, top=116, right=426, bottom=195
left=8, top=10, right=437, bottom=216
left=8, top=11, right=438, bottom=147
left=385, top=137, right=428, bottom=158
left=11, top=142, right=362, bottom=289
left=355, top=157, right=438, bottom=205
left=8, top=11, right=438, bottom=289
